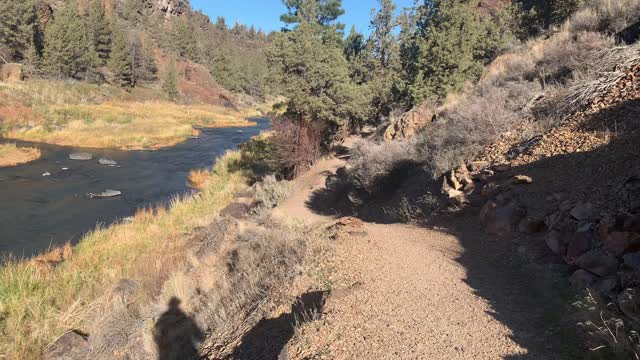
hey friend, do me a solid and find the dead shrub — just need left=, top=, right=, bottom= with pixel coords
left=269, top=118, right=322, bottom=179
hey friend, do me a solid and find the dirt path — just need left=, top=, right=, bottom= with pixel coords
left=271, top=143, right=581, bottom=360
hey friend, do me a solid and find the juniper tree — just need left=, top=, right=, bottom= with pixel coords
left=163, top=57, right=179, bottom=100
left=88, top=0, right=111, bottom=65
left=0, top=0, right=41, bottom=62
left=43, top=1, right=96, bottom=79
left=109, top=22, right=133, bottom=87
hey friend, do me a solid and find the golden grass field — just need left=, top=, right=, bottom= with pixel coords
left=0, top=81, right=270, bottom=150
left=0, top=143, right=41, bottom=167
left=0, top=151, right=248, bottom=359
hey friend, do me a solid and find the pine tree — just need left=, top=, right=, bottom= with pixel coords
left=0, top=0, right=41, bottom=62
left=171, top=17, right=197, bottom=59
left=43, top=1, right=96, bottom=79
left=130, top=33, right=158, bottom=84
left=163, top=57, right=179, bottom=100
left=281, top=0, right=346, bottom=29
left=109, top=22, right=133, bottom=87
left=88, top=0, right=112, bottom=65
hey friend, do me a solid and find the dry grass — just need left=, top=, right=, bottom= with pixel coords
left=0, top=143, right=41, bottom=167
left=3, top=102, right=256, bottom=150
left=0, top=151, right=248, bottom=359
left=0, top=80, right=263, bottom=150
left=187, top=169, right=212, bottom=190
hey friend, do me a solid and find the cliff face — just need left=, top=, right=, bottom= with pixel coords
left=43, top=0, right=189, bottom=17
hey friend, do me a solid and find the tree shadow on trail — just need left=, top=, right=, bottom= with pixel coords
left=229, top=290, right=330, bottom=360
left=301, top=99, right=640, bottom=359
left=153, top=297, right=204, bottom=360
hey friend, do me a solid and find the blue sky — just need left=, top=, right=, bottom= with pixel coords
left=190, top=0, right=416, bottom=34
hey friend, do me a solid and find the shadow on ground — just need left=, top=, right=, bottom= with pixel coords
left=303, top=99, right=640, bottom=359
left=154, top=297, right=204, bottom=360
left=228, top=290, right=330, bottom=360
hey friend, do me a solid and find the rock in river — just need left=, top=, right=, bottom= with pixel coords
left=88, top=190, right=122, bottom=199
left=98, top=158, right=118, bottom=166
left=69, top=152, right=93, bottom=161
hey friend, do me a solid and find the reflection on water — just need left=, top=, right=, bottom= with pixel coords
left=0, top=119, right=270, bottom=258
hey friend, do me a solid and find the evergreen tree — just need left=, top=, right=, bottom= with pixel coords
left=369, top=0, right=397, bottom=74
left=88, top=0, right=111, bottom=65
left=0, top=0, right=41, bottom=62
left=43, top=1, right=96, bottom=79
left=109, top=22, right=133, bottom=87
left=268, top=2, right=364, bottom=137
left=171, top=17, right=197, bottom=59
left=130, top=33, right=158, bottom=84
left=163, top=56, right=179, bottom=100
left=405, top=0, right=512, bottom=103
left=281, top=0, right=346, bottom=32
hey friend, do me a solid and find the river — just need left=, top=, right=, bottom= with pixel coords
left=0, top=118, right=270, bottom=258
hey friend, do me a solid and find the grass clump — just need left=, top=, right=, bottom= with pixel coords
left=0, top=143, right=41, bottom=167
left=0, top=151, right=247, bottom=359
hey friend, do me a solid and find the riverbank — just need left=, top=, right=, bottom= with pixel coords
left=0, top=150, right=248, bottom=358
left=0, top=143, right=41, bottom=167
left=0, top=81, right=271, bottom=150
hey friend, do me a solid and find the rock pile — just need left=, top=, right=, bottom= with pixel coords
left=383, top=103, right=435, bottom=141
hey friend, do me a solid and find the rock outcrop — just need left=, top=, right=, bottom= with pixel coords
left=383, top=103, right=435, bottom=141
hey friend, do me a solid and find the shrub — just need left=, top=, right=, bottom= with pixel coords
left=348, top=139, right=416, bottom=194
left=253, top=175, right=293, bottom=215
left=269, top=118, right=322, bottom=179
left=568, top=0, right=640, bottom=36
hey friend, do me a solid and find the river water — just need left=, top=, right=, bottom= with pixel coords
left=0, top=119, right=270, bottom=258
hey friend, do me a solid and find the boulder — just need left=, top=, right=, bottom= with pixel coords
left=605, top=232, right=632, bottom=257
left=479, top=200, right=526, bottom=236
left=98, top=158, right=117, bottom=166
left=493, top=163, right=511, bottom=172
left=88, top=190, right=122, bottom=198
left=569, top=269, right=597, bottom=289
left=446, top=171, right=463, bottom=190
left=383, top=103, right=434, bottom=141
left=469, top=161, right=490, bottom=172
left=220, top=202, right=251, bottom=219
left=69, top=152, right=93, bottom=161
left=545, top=230, right=564, bottom=255
left=43, top=330, right=89, bottom=360
left=110, top=279, right=139, bottom=304
left=575, top=250, right=619, bottom=277
left=512, top=175, right=533, bottom=185
left=565, top=228, right=595, bottom=264
left=0, top=63, right=23, bottom=81
left=517, top=217, right=546, bottom=234
left=570, top=202, right=599, bottom=221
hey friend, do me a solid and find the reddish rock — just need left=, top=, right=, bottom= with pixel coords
left=565, top=230, right=594, bottom=264
left=575, top=250, right=619, bottom=277
left=480, top=201, right=526, bottom=236
left=469, top=161, right=490, bottom=171
left=493, top=163, right=511, bottom=172
left=605, top=232, right=631, bottom=256
left=518, top=217, right=546, bottom=234
left=337, top=217, right=364, bottom=228
left=569, top=269, right=597, bottom=289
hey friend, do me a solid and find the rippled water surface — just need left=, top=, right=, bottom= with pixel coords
left=0, top=119, right=269, bottom=258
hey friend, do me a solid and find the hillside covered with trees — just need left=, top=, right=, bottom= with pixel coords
left=0, top=0, right=273, bottom=97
